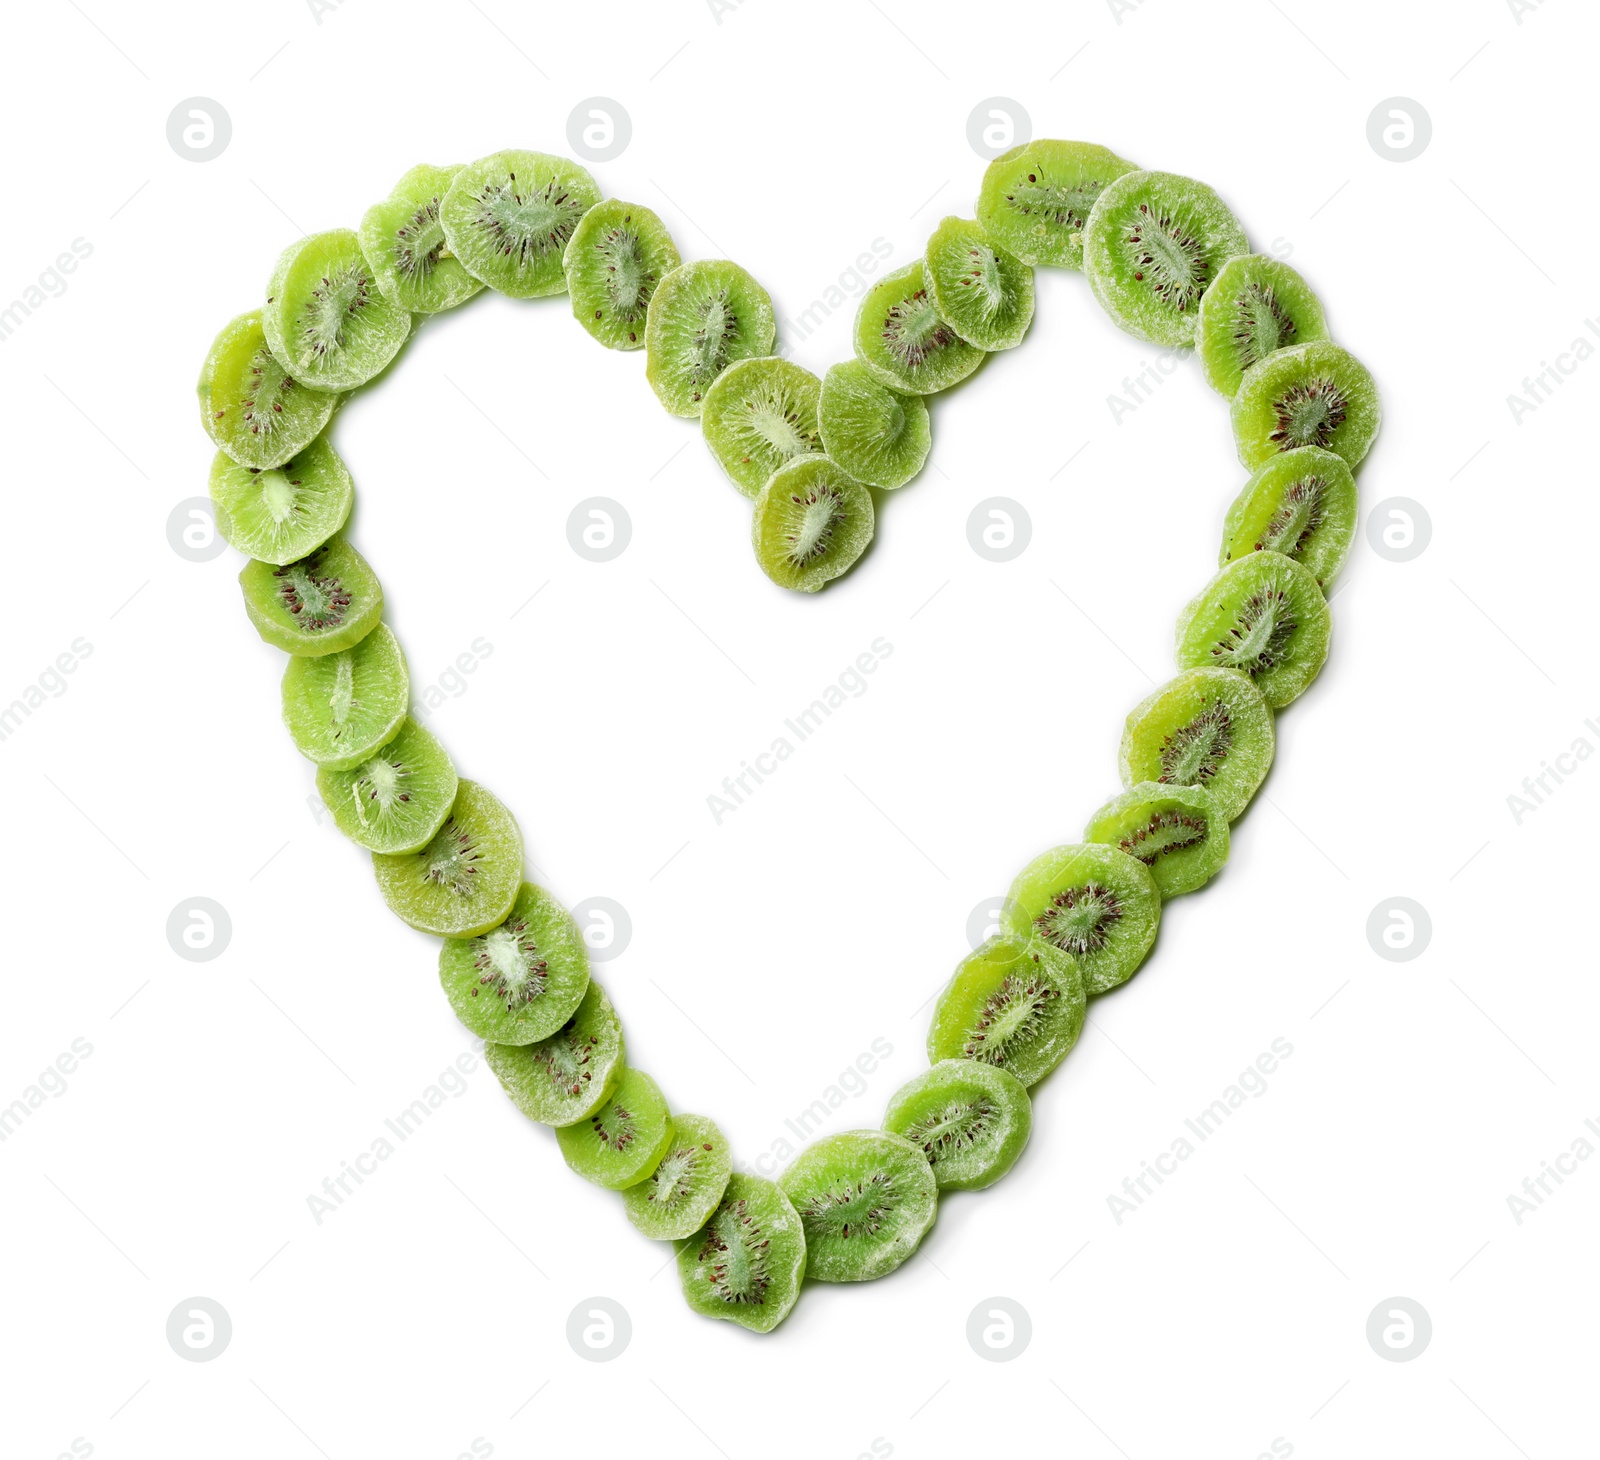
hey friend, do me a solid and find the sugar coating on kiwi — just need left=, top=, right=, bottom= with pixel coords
left=976, top=140, right=1138, bottom=270
left=239, top=535, right=383, bottom=657
left=1220, top=446, right=1357, bottom=588
left=485, top=980, right=624, bottom=1127
left=359, top=163, right=485, bottom=315
left=1084, top=783, right=1229, bottom=898
left=556, top=1067, right=674, bottom=1190
left=318, top=715, right=458, bottom=854
left=645, top=259, right=776, bottom=416
left=883, top=1059, right=1031, bottom=1192
left=676, top=1173, right=807, bottom=1333
left=1196, top=254, right=1328, bottom=397
left=922, top=216, right=1035, bottom=351
left=854, top=260, right=985, bottom=395
left=564, top=198, right=681, bottom=350
left=701, top=356, right=824, bottom=498
left=817, top=360, right=930, bottom=490
left=751, top=457, right=874, bottom=593
left=198, top=310, right=340, bottom=470
left=281, top=622, right=409, bottom=771
left=623, top=1112, right=734, bottom=1240
left=1232, top=341, right=1379, bottom=471
left=209, top=434, right=353, bottom=566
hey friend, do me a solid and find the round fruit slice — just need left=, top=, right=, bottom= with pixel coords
left=1232, top=341, right=1380, bottom=471
left=751, top=457, right=874, bottom=593
left=1196, top=254, right=1328, bottom=396
left=623, top=1113, right=734, bottom=1240
left=239, top=536, right=382, bottom=657
left=1119, top=668, right=1275, bottom=823
left=564, top=198, right=681, bottom=350
left=484, top=980, right=624, bottom=1126
left=817, top=360, right=930, bottom=490
left=438, top=882, right=589, bottom=1045
left=209, top=434, right=353, bottom=566
left=778, top=1130, right=937, bottom=1283
left=1084, top=170, right=1248, bottom=348
left=975, top=139, right=1138, bottom=269
left=927, top=933, right=1086, bottom=1086
left=676, top=1173, right=807, bottom=1334
left=923, top=216, right=1035, bottom=351
left=854, top=260, right=984, bottom=395
left=556, top=1067, right=674, bottom=1189
left=1220, top=446, right=1357, bottom=588
left=263, top=229, right=412, bottom=392
left=701, top=356, right=824, bottom=498
left=371, top=780, right=521, bottom=937
left=281, top=623, right=409, bottom=772
left=1084, top=783, right=1229, bottom=898
left=883, top=1059, right=1032, bottom=1192
left=198, top=310, right=340, bottom=470
left=645, top=260, right=777, bottom=416
left=359, top=163, right=485, bottom=314
left=1175, top=551, right=1331, bottom=710
left=440, top=150, right=601, bottom=299
left=1003, top=843, right=1161, bottom=996
left=316, top=716, right=457, bottom=854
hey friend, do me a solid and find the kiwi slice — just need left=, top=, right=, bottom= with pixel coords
left=676, top=1173, right=807, bottom=1334
left=359, top=163, right=485, bottom=315
left=923, top=216, right=1035, bottom=351
left=817, top=360, right=930, bottom=490
left=926, top=933, right=1085, bottom=1087
left=556, top=1067, right=674, bottom=1190
left=281, top=623, right=409, bottom=772
left=1232, top=341, right=1380, bottom=472
left=1220, top=446, right=1357, bottom=589
left=371, top=780, right=521, bottom=938
left=854, top=260, right=984, bottom=395
left=751, top=457, right=874, bottom=593
left=975, top=140, right=1138, bottom=270
left=438, top=881, right=589, bottom=1045
left=622, top=1112, right=734, bottom=1240
left=263, top=229, right=412, bottom=393
left=239, top=535, right=382, bottom=657
left=209, top=434, right=353, bottom=566
left=1119, top=668, right=1275, bottom=823
left=564, top=198, right=681, bottom=350
left=316, top=715, right=457, bottom=854
left=1196, top=254, right=1328, bottom=397
left=645, top=259, right=777, bottom=416
left=198, top=310, right=340, bottom=470
left=1084, top=783, right=1229, bottom=898
left=1003, top=843, right=1161, bottom=996
left=778, top=1130, right=937, bottom=1283
left=484, top=979, right=624, bottom=1126
left=701, top=357, right=824, bottom=498
left=882, top=1059, right=1031, bottom=1192
left=439, top=150, right=600, bottom=300
left=1084, top=171, right=1248, bottom=348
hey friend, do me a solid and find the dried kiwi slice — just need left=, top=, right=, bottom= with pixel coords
left=263, top=229, right=412, bottom=392
left=854, top=260, right=984, bottom=395
left=1084, top=171, right=1248, bottom=348
left=923, top=216, right=1035, bottom=351
left=1220, top=446, right=1357, bottom=588
left=1232, top=341, right=1380, bottom=471
left=926, top=933, right=1085, bottom=1086
left=751, top=457, right=874, bottom=593
left=701, top=357, right=824, bottom=498
left=281, top=622, right=409, bottom=771
left=359, top=163, right=485, bottom=314
left=778, top=1130, right=937, bottom=1283
left=1196, top=254, right=1328, bottom=397
left=1003, top=843, right=1161, bottom=996
left=438, top=881, right=589, bottom=1045
left=209, top=434, right=353, bottom=566
left=198, top=310, right=340, bottom=470
left=485, top=980, right=624, bottom=1126
left=1175, top=552, right=1331, bottom=710
left=317, top=715, right=457, bottom=854
left=440, top=150, right=600, bottom=299
left=556, top=1067, right=674, bottom=1189
left=1119, top=668, right=1275, bottom=823
left=239, top=535, right=382, bottom=656
left=1084, top=783, right=1229, bottom=898
left=564, top=198, right=681, bottom=350
left=975, top=139, right=1138, bottom=269
left=817, top=360, right=930, bottom=490
left=883, top=1059, right=1031, bottom=1192
left=676, top=1173, right=806, bottom=1333
left=645, top=260, right=777, bottom=415
left=371, top=780, right=521, bottom=937
left=623, top=1113, right=733, bottom=1240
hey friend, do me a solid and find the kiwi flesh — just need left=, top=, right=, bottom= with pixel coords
left=317, top=715, right=458, bottom=854
left=359, top=163, right=485, bottom=315
left=817, top=360, right=930, bottom=490
left=623, top=1112, right=733, bottom=1240
left=645, top=260, right=777, bottom=416
left=555, top=1067, right=674, bottom=1190
left=1084, top=171, right=1248, bottom=348
left=975, top=140, right=1138, bottom=269
left=854, top=260, right=984, bottom=395
left=371, top=779, right=521, bottom=938
left=1119, top=668, right=1274, bottom=823
left=564, top=198, right=681, bottom=350
left=1232, top=341, right=1380, bottom=472
left=701, top=356, right=824, bottom=499
left=198, top=310, right=339, bottom=470
left=676, top=1173, right=807, bottom=1333
left=1196, top=254, right=1328, bottom=397
left=751, top=457, right=874, bottom=593
left=209, top=434, right=352, bottom=566
left=1220, top=446, right=1357, bottom=588
left=882, top=1059, right=1031, bottom=1192
left=923, top=216, right=1035, bottom=351
left=1084, top=783, right=1229, bottom=898
left=239, top=535, right=382, bottom=657
left=485, top=979, right=624, bottom=1126
left=1175, top=552, right=1331, bottom=710
left=281, top=622, right=409, bottom=771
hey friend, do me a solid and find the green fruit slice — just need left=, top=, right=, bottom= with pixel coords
left=564, top=198, right=681, bottom=350
left=484, top=980, right=624, bottom=1126
left=1196, top=253, right=1328, bottom=397
left=317, top=716, right=457, bottom=854
left=645, top=259, right=777, bottom=416
left=198, top=310, right=340, bottom=470
left=359, top=163, right=485, bottom=314
left=1084, top=783, right=1230, bottom=898
left=853, top=260, right=985, bottom=395
left=1232, top=341, right=1380, bottom=472
left=209, top=434, right=353, bottom=566
left=1220, top=446, right=1357, bottom=589
left=623, top=1113, right=734, bottom=1240
left=280, top=623, right=409, bottom=772
left=676, top=1173, right=807, bottom=1333
left=817, top=359, right=930, bottom=490
left=923, top=216, right=1035, bottom=351
left=701, top=356, right=824, bottom=499
left=556, top=1067, right=674, bottom=1189
left=371, top=780, right=521, bottom=937
left=751, top=457, right=874, bottom=593
left=975, top=139, right=1138, bottom=269
left=239, top=535, right=382, bottom=657
left=883, top=1059, right=1032, bottom=1192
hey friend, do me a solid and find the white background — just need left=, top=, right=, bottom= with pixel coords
left=1, top=1, right=1594, bottom=1456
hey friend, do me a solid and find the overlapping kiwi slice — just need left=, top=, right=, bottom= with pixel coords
left=1175, top=552, right=1330, bottom=710
left=817, top=360, right=930, bottom=490
left=564, top=199, right=681, bottom=350
left=922, top=217, right=1035, bottom=351
left=751, top=457, right=874, bottom=593
left=701, top=357, right=824, bottom=498
left=976, top=140, right=1138, bottom=269
left=556, top=1067, right=674, bottom=1189
left=209, top=433, right=352, bottom=566
left=854, top=260, right=984, bottom=395
left=317, top=715, right=457, bottom=854
left=1084, top=783, right=1229, bottom=898
left=198, top=310, right=340, bottom=470
left=1220, top=446, right=1357, bottom=588
left=1119, top=667, right=1274, bottom=823
left=281, top=623, right=409, bottom=771
left=1196, top=254, right=1328, bottom=396
left=359, top=163, right=485, bottom=315
left=371, top=780, right=521, bottom=937
left=645, top=259, right=776, bottom=415
left=676, top=1173, right=807, bottom=1333
left=883, top=1059, right=1031, bottom=1192
left=239, top=535, right=382, bottom=656
left=623, top=1113, right=733, bottom=1240
left=1232, top=341, right=1379, bottom=471
left=485, top=980, right=624, bottom=1126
